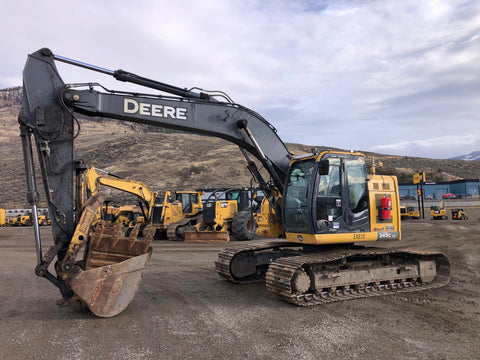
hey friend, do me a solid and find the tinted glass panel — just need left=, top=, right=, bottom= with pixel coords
left=346, top=157, right=367, bottom=212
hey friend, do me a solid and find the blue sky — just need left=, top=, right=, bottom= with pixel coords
left=1, top=0, right=479, bottom=159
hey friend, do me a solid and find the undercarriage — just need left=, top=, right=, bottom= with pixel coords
left=215, top=240, right=451, bottom=305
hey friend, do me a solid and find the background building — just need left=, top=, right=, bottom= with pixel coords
left=399, top=179, right=480, bottom=200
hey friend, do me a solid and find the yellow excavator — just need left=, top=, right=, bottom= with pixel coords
left=18, top=48, right=450, bottom=317
left=85, top=166, right=203, bottom=240
left=431, top=203, right=448, bottom=220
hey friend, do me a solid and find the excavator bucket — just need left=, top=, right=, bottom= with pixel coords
left=69, top=249, right=152, bottom=317
left=184, top=230, right=230, bottom=244
left=62, top=192, right=154, bottom=317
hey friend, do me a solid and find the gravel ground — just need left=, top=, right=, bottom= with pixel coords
left=0, top=211, right=479, bottom=360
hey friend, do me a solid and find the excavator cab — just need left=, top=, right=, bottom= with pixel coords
left=283, top=151, right=382, bottom=244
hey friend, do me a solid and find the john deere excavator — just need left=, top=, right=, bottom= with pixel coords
left=19, top=48, right=450, bottom=316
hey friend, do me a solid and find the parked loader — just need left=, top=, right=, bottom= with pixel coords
left=11, top=214, right=33, bottom=226
left=37, top=214, right=51, bottom=226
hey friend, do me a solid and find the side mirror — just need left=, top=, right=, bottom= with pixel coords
left=318, top=160, right=329, bottom=175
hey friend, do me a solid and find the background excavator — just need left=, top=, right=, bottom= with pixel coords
left=19, top=48, right=450, bottom=317
left=431, top=203, right=448, bottom=220
left=85, top=166, right=203, bottom=239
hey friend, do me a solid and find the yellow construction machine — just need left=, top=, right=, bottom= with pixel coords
left=159, top=190, right=204, bottom=240
left=112, top=205, right=143, bottom=226
left=18, top=48, right=450, bottom=317
left=431, top=203, right=448, bottom=220
left=403, top=206, right=420, bottom=220
left=37, top=214, right=51, bottom=226
left=85, top=166, right=203, bottom=240
left=11, top=214, right=33, bottom=226
left=0, top=209, right=7, bottom=226
left=451, top=208, right=468, bottom=220
left=186, top=188, right=257, bottom=243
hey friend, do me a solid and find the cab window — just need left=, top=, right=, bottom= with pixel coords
left=346, top=158, right=367, bottom=213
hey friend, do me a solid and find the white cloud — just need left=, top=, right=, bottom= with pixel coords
left=1, top=0, right=480, bottom=159
left=372, top=130, right=480, bottom=159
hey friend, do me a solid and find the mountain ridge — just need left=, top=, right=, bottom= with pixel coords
left=450, top=151, right=480, bottom=161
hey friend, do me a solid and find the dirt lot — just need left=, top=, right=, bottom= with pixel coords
left=1, top=212, right=479, bottom=360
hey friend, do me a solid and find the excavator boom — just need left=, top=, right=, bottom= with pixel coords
left=23, top=48, right=291, bottom=194
left=19, top=48, right=292, bottom=316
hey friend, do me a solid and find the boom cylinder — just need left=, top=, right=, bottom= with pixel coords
left=19, top=120, right=43, bottom=265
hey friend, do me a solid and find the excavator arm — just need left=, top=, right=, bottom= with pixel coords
left=85, top=166, right=157, bottom=220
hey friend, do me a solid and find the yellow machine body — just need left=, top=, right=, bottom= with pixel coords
left=0, top=209, right=6, bottom=226
left=37, top=214, right=51, bottom=226
left=406, top=207, right=420, bottom=219
left=255, top=195, right=284, bottom=238
left=431, top=205, right=447, bottom=220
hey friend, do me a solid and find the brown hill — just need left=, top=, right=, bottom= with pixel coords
left=1, top=88, right=479, bottom=208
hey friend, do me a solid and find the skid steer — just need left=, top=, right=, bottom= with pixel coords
left=451, top=208, right=468, bottom=220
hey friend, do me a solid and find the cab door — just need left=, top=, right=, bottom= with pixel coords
left=314, top=154, right=369, bottom=233
left=314, top=157, right=342, bottom=232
